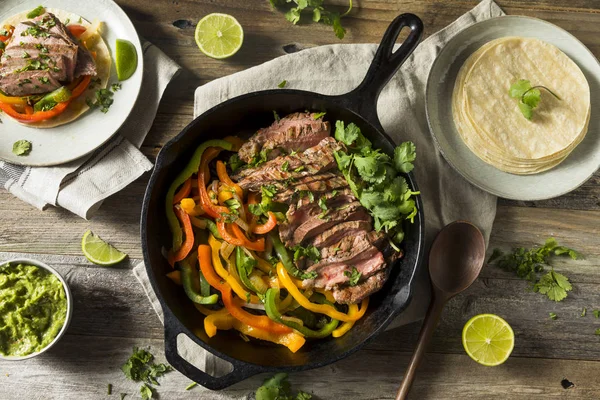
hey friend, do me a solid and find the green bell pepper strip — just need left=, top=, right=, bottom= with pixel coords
left=180, top=253, right=219, bottom=305
left=203, top=218, right=222, bottom=240
left=166, top=139, right=233, bottom=251
left=33, top=86, right=72, bottom=112
left=287, top=306, right=318, bottom=329
left=264, top=288, right=339, bottom=338
left=235, top=246, right=262, bottom=294
left=270, top=232, right=310, bottom=279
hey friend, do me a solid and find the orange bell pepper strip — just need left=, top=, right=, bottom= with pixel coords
left=216, top=160, right=243, bottom=199
left=167, top=207, right=194, bottom=267
left=252, top=211, right=277, bottom=235
left=198, top=245, right=291, bottom=335
left=166, top=270, right=182, bottom=285
left=0, top=92, right=27, bottom=106
left=67, top=24, right=87, bottom=38
left=173, top=178, right=192, bottom=204
left=223, top=136, right=246, bottom=152
left=70, top=75, right=92, bottom=99
left=230, top=222, right=265, bottom=251
left=232, top=319, right=305, bottom=353
left=198, top=150, right=229, bottom=219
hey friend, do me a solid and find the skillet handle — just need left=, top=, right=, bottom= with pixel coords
left=336, top=13, right=423, bottom=129
left=163, top=313, right=264, bottom=390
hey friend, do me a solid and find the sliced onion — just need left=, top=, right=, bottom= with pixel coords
left=79, top=19, right=102, bottom=43
left=220, top=241, right=235, bottom=260
left=234, top=217, right=249, bottom=232
left=211, top=180, right=219, bottom=195
left=242, top=302, right=265, bottom=311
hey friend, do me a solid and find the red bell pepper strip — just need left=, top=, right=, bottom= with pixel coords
left=198, top=148, right=229, bottom=219
left=173, top=178, right=192, bottom=205
left=167, top=207, right=194, bottom=267
left=198, top=244, right=291, bottom=334
left=252, top=211, right=277, bottom=235
left=67, top=24, right=87, bottom=38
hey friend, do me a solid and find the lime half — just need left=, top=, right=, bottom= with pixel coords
left=115, top=39, right=138, bottom=81
left=81, top=230, right=127, bottom=266
left=462, top=314, right=514, bottom=366
left=195, top=13, right=243, bottom=59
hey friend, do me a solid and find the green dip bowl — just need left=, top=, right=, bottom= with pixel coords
left=0, top=258, right=73, bottom=360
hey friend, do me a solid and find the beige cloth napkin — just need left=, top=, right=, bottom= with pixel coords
left=134, top=0, right=502, bottom=388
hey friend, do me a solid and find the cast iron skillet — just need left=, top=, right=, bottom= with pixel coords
left=141, top=13, right=425, bottom=390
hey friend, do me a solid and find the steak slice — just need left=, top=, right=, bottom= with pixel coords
left=289, top=203, right=370, bottom=247
left=310, top=220, right=373, bottom=249
left=74, top=45, right=97, bottom=77
left=273, top=173, right=349, bottom=203
left=333, top=269, right=389, bottom=304
left=234, top=137, right=341, bottom=191
left=238, top=112, right=331, bottom=163
left=0, top=12, right=91, bottom=96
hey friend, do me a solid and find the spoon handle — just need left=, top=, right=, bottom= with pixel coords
left=395, top=290, right=446, bottom=400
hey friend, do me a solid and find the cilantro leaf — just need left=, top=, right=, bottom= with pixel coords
left=344, top=266, right=361, bottom=286
left=292, top=244, right=321, bottom=263
left=549, top=312, right=557, bottom=320
left=509, top=79, right=561, bottom=120
left=533, top=270, right=572, bottom=302
left=285, top=8, right=302, bottom=24
left=312, top=111, right=326, bottom=119
left=394, top=141, right=416, bottom=173
left=278, top=80, right=287, bottom=88
left=509, top=79, right=531, bottom=98
left=140, top=384, right=153, bottom=400
left=317, top=196, right=328, bottom=211
left=581, top=307, right=587, bottom=317
left=354, top=154, right=388, bottom=183
left=12, top=140, right=32, bottom=156
left=594, top=310, right=600, bottom=319
left=595, top=328, right=600, bottom=336
left=518, top=101, right=533, bottom=120
left=522, top=88, right=541, bottom=109
left=227, top=153, right=245, bottom=173
left=334, top=120, right=360, bottom=145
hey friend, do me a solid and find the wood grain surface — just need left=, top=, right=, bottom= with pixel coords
left=1, top=0, right=600, bottom=399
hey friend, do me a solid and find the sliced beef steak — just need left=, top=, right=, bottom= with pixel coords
left=0, top=12, right=95, bottom=96
left=310, top=220, right=373, bottom=249
left=273, top=173, right=349, bottom=203
left=333, top=270, right=389, bottom=304
left=238, top=112, right=330, bottom=163
left=234, top=137, right=341, bottom=191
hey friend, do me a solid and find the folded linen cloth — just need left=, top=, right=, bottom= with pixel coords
left=134, top=0, right=502, bottom=387
left=0, top=42, right=181, bottom=219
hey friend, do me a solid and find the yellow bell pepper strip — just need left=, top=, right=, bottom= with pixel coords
left=180, top=252, right=219, bottom=305
left=265, top=288, right=339, bottom=338
left=223, top=136, right=246, bottom=151
left=208, top=235, right=260, bottom=304
left=277, top=289, right=295, bottom=311
left=249, top=271, right=269, bottom=294
left=276, top=263, right=362, bottom=322
left=252, top=211, right=278, bottom=235
left=198, top=244, right=292, bottom=335
left=166, top=140, right=233, bottom=251
left=166, top=270, right=182, bottom=285
left=231, top=319, right=305, bottom=353
left=217, top=189, right=234, bottom=204
left=168, top=206, right=195, bottom=267
left=332, top=298, right=369, bottom=337
left=180, top=198, right=204, bottom=217
left=204, top=308, right=234, bottom=337
left=0, top=92, right=27, bottom=106
left=216, top=160, right=243, bottom=199
left=173, top=178, right=192, bottom=204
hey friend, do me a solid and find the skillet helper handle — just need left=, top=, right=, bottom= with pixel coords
left=342, top=13, right=423, bottom=128
left=395, top=287, right=446, bottom=400
left=163, top=314, right=263, bottom=390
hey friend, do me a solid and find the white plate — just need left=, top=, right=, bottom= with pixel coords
left=0, top=0, right=143, bottom=166
left=426, top=16, right=600, bottom=200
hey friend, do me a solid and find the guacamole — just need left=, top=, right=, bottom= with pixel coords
left=0, top=263, right=68, bottom=357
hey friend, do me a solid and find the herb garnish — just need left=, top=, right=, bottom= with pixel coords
left=281, top=160, right=290, bottom=171
left=273, top=110, right=280, bottom=122
left=312, top=111, right=326, bottom=119
left=21, top=26, right=49, bottom=38
left=317, top=197, right=328, bottom=211
left=111, top=83, right=122, bottom=92
left=269, top=0, right=352, bottom=39
left=185, top=382, right=197, bottom=390
left=140, top=384, right=153, bottom=400
left=509, top=79, right=561, bottom=120
left=549, top=312, right=557, bottom=320
left=12, top=140, right=32, bottom=156
left=38, top=77, right=49, bottom=84
left=255, top=373, right=312, bottom=400
left=334, top=121, right=418, bottom=247
left=488, top=238, right=580, bottom=301
left=121, top=347, right=172, bottom=400
left=278, top=80, right=287, bottom=88
left=34, top=43, right=49, bottom=53
left=0, top=29, right=8, bottom=36
left=344, top=266, right=361, bottom=286
left=594, top=310, right=600, bottom=319
left=292, top=244, right=321, bottom=263
left=581, top=307, right=587, bottom=317
left=87, top=88, right=114, bottom=113
left=22, top=52, right=30, bottom=59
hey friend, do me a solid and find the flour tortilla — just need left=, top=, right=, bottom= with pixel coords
left=0, top=7, right=111, bottom=128
left=452, top=37, right=590, bottom=174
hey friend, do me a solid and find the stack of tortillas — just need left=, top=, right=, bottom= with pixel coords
left=452, top=37, right=590, bottom=175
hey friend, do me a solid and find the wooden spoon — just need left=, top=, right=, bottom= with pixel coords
left=395, top=221, right=486, bottom=400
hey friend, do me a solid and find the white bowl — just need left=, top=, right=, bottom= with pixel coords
left=0, top=258, right=73, bottom=360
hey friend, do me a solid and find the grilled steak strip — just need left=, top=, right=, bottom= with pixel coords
left=333, top=269, right=389, bottom=305
left=273, top=173, right=349, bottom=204
left=234, top=137, right=341, bottom=191
left=238, top=112, right=331, bottom=163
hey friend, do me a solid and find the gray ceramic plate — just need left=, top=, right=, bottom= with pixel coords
left=426, top=16, right=600, bottom=200
left=0, top=0, right=143, bottom=166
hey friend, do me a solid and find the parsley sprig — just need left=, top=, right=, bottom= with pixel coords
left=488, top=238, right=580, bottom=302
left=255, top=373, right=312, bottom=400
left=269, top=0, right=352, bottom=39
left=121, top=347, right=172, bottom=399
left=509, top=79, right=561, bottom=120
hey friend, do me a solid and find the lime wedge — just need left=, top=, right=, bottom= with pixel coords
left=115, top=39, right=138, bottom=81
left=462, top=314, right=514, bottom=366
left=195, top=13, right=243, bottom=59
left=81, top=230, right=127, bottom=266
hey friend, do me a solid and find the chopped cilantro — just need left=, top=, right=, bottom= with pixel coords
left=111, top=83, right=122, bottom=92
left=12, top=140, right=32, bottom=156
left=292, top=244, right=321, bottom=263
left=271, top=0, right=351, bottom=39
left=317, top=196, right=328, bottom=211
left=140, top=384, right=153, bottom=400
left=121, top=347, right=172, bottom=398
left=22, top=51, right=30, bottom=59
left=120, top=394, right=127, bottom=400
left=227, top=153, right=245, bottom=172
left=509, top=79, right=561, bottom=120
left=293, top=166, right=305, bottom=173
left=312, top=111, right=326, bottom=119
left=273, top=110, right=280, bottom=122
left=549, top=312, right=557, bottom=320
left=344, top=266, right=361, bottom=286
left=594, top=310, right=600, bottom=319
left=534, top=270, right=572, bottom=302
left=281, top=160, right=289, bottom=171
left=596, top=328, right=600, bottom=336
left=581, top=307, right=587, bottom=317
left=38, top=76, right=49, bottom=84
left=278, top=80, right=287, bottom=88
left=185, top=382, right=197, bottom=390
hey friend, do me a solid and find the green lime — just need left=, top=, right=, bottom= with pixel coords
left=195, top=13, right=243, bottom=59
left=462, top=314, right=514, bottom=366
left=81, top=230, right=127, bottom=266
left=115, top=39, right=138, bottom=81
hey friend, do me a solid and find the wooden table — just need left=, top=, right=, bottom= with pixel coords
left=1, top=1, right=600, bottom=398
